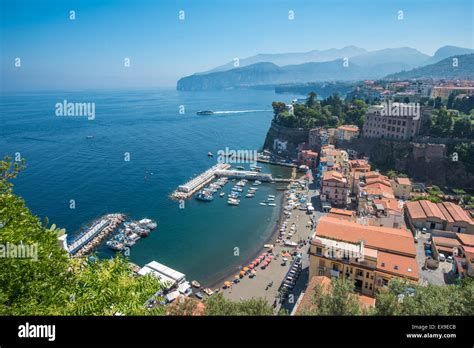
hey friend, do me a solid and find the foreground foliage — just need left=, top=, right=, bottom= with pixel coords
left=0, top=156, right=164, bottom=315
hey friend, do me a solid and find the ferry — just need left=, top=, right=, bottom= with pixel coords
left=197, top=110, right=214, bottom=115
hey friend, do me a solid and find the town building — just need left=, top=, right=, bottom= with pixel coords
left=405, top=200, right=474, bottom=234
left=431, top=86, right=474, bottom=99
left=309, top=216, right=419, bottom=297
left=336, top=125, right=359, bottom=142
left=321, top=170, right=349, bottom=207
left=362, top=103, right=423, bottom=140
left=391, top=177, right=412, bottom=199
left=298, top=150, right=318, bottom=171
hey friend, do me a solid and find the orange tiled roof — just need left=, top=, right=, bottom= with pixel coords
left=362, top=183, right=395, bottom=198
left=373, top=198, right=402, bottom=212
left=395, top=177, right=412, bottom=186
left=338, top=125, right=359, bottom=132
left=314, top=216, right=416, bottom=256
left=432, top=236, right=461, bottom=248
left=406, top=200, right=473, bottom=225
left=457, top=233, right=474, bottom=247
left=376, top=251, right=419, bottom=280
left=322, top=170, right=346, bottom=183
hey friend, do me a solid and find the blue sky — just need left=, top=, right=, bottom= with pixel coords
left=0, top=0, right=472, bottom=90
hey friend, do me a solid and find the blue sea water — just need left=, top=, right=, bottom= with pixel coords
left=0, top=88, right=294, bottom=285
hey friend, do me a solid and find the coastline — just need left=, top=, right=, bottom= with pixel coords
left=205, top=192, right=286, bottom=290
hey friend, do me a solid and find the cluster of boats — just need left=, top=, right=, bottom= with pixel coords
left=259, top=193, right=276, bottom=207
left=106, top=218, right=157, bottom=251
left=195, top=177, right=229, bottom=202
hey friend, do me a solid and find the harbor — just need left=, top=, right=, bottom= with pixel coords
left=67, top=214, right=157, bottom=257
left=171, top=161, right=293, bottom=201
left=67, top=213, right=126, bottom=257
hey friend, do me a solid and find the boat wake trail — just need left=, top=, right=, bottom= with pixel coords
left=212, top=109, right=272, bottom=114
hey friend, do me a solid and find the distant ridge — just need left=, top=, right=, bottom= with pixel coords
left=177, top=45, right=473, bottom=91
left=385, top=54, right=474, bottom=80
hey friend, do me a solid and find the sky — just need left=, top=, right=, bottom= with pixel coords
left=0, top=0, right=472, bottom=91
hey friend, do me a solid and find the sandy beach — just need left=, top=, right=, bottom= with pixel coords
left=216, top=174, right=326, bottom=311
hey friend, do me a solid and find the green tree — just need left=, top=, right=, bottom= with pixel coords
left=0, top=156, right=164, bottom=315
left=452, top=117, right=473, bottom=139
left=305, top=91, right=317, bottom=109
left=204, top=293, right=276, bottom=315
left=300, top=277, right=363, bottom=315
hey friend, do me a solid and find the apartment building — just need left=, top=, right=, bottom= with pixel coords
left=362, top=104, right=422, bottom=140
left=309, top=216, right=419, bottom=297
left=336, top=125, right=359, bottom=142
left=321, top=170, right=349, bottom=207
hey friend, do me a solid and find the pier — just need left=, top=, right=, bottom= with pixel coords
left=68, top=213, right=125, bottom=257
left=171, top=163, right=231, bottom=200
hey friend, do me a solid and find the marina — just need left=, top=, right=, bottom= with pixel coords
left=67, top=213, right=126, bottom=257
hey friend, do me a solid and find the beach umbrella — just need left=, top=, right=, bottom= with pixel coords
left=248, top=264, right=254, bottom=270
left=224, top=281, right=232, bottom=288
left=268, top=255, right=273, bottom=260
left=251, top=270, right=257, bottom=275
left=239, top=271, right=245, bottom=277
left=234, top=274, right=240, bottom=279
left=253, top=258, right=260, bottom=264
left=243, top=267, right=249, bottom=272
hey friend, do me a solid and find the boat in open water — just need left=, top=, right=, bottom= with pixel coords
left=197, top=110, right=214, bottom=115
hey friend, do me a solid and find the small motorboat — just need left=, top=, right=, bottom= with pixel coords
left=195, top=291, right=204, bottom=300
left=259, top=202, right=267, bottom=206
left=191, top=280, right=201, bottom=288
left=220, top=192, right=225, bottom=197
left=207, top=152, right=214, bottom=158
left=197, top=110, right=214, bottom=115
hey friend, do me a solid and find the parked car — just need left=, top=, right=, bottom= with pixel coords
left=439, top=253, right=446, bottom=262
left=447, top=255, right=453, bottom=263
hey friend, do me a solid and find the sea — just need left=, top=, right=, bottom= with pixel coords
left=0, top=88, right=296, bottom=285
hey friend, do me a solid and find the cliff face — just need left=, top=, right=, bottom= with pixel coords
left=263, top=121, right=310, bottom=157
left=337, top=138, right=474, bottom=189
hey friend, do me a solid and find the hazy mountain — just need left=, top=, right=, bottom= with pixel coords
left=177, top=59, right=413, bottom=91
left=385, top=54, right=474, bottom=80
left=177, top=46, right=474, bottom=90
left=200, top=46, right=367, bottom=74
left=350, top=47, right=429, bottom=67
left=425, top=45, right=474, bottom=64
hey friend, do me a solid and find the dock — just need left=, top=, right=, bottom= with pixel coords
left=171, top=162, right=296, bottom=200
left=68, top=213, right=126, bottom=257
left=170, top=163, right=231, bottom=200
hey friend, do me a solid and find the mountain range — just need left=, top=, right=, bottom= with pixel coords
left=177, top=46, right=474, bottom=91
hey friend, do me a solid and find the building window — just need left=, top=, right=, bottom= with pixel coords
left=318, top=270, right=324, bottom=276
left=366, top=272, right=370, bottom=278
left=316, top=247, right=322, bottom=256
